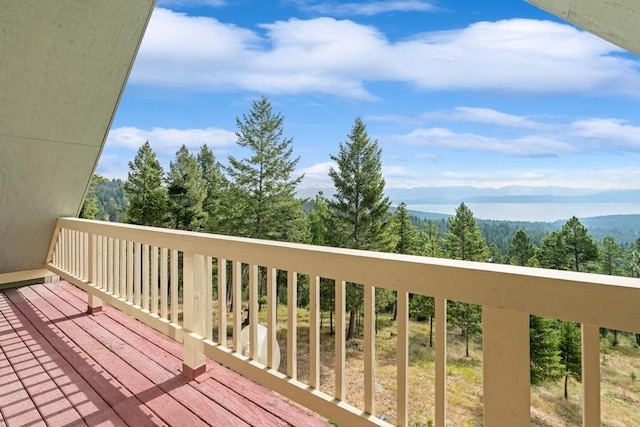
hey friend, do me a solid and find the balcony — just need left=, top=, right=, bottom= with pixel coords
left=24, top=217, right=640, bottom=426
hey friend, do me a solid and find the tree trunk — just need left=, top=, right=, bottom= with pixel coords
left=392, top=291, right=398, bottom=321
left=564, top=375, right=569, bottom=399
left=465, top=329, right=470, bottom=357
left=429, top=314, right=434, bottom=348
left=330, top=308, right=334, bottom=335
left=636, top=333, right=640, bottom=346
left=347, top=309, right=356, bottom=340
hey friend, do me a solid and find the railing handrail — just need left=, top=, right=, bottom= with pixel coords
left=49, top=217, right=640, bottom=332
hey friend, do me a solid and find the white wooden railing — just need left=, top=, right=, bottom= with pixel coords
left=46, top=217, right=640, bottom=426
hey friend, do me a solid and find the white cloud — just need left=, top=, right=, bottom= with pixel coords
left=396, top=127, right=575, bottom=156
left=297, top=161, right=335, bottom=188
left=107, top=126, right=236, bottom=154
left=299, top=1, right=435, bottom=16
left=422, top=107, right=554, bottom=130
left=414, top=167, right=640, bottom=190
left=570, top=118, right=640, bottom=150
left=130, top=11, right=640, bottom=99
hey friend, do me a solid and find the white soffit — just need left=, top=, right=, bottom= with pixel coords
left=528, top=0, right=640, bottom=56
left=0, top=1, right=155, bottom=274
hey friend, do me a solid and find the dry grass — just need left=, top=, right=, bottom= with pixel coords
left=209, top=302, right=640, bottom=426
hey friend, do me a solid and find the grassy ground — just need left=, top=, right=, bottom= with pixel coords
left=211, top=303, right=640, bottom=426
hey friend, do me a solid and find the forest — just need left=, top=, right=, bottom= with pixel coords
left=81, top=96, right=640, bottom=421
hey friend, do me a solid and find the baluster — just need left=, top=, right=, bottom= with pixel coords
left=119, top=240, right=126, bottom=299
left=171, top=250, right=179, bottom=323
left=309, top=275, right=320, bottom=388
left=287, top=271, right=297, bottom=379
left=151, top=246, right=158, bottom=314
left=249, top=264, right=258, bottom=360
left=87, top=234, right=102, bottom=314
left=134, top=242, right=141, bottom=307
left=102, top=236, right=108, bottom=291
left=161, top=247, right=168, bottom=319
left=127, top=241, right=134, bottom=303
left=364, top=284, right=375, bottom=415
left=218, top=258, right=227, bottom=346
left=397, top=290, right=409, bottom=426
left=142, top=244, right=150, bottom=311
left=232, top=261, right=242, bottom=352
left=267, top=267, right=277, bottom=368
left=335, top=279, right=346, bottom=401
left=205, top=256, right=213, bottom=340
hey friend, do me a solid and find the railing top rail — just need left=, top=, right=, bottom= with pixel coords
left=52, top=217, right=640, bottom=332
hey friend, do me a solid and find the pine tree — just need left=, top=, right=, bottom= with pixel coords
left=197, top=145, right=229, bottom=234
left=328, top=117, right=394, bottom=339
left=530, top=316, right=562, bottom=385
left=508, top=229, right=536, bottom=266
left=539, top=231, right=567, bottom=270
left=226, top=96, right=306, bottom=242
left=443, top=203, right=487, bottom=357
left=80, top=174, right=108, bottom=220
left=561, top=216, right=598, bottom=272
left=442, top=203, right=487, bottom=262
left=166, top=145, right=207, bottom=231
left=124, top=141, right=168, bottom=227
left=599, top=235, right=622, bottom=276
left=559, top=321, right=582, bottom=399
left=392, top=202, right=419, bottom=255
left=420, top=219, right=442, bottom=257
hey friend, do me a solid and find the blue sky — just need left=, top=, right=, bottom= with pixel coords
left=99, top=0, right=640, bottom=192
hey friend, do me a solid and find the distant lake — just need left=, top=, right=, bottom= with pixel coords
left=405, top=203, right=640, bottom=222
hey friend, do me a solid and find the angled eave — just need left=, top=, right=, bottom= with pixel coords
left=528, top=0, right=640, bottom=56
left=0, top=1, right=155, bottom=277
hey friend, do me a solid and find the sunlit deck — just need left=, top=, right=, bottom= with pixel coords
left=0, top=280, right=327, bottom=427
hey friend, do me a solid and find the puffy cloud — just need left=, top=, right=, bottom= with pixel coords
left=130, top=11, right=640, bottom=99
left=107, top=126, right=236, bottom=154
left=569, top=118, right=640, bottom=150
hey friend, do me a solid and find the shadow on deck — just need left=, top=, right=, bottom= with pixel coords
left=0, top=281, right=327, bottom=426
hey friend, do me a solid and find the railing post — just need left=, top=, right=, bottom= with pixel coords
left=582, top=323, right=600, bottom=427
left=86, top=234, right=103, bottom=315
left=182, top=252, right=207, bottom=379
left=482, top=306, right=530, bottom=426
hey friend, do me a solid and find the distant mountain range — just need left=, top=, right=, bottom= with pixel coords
left=299, top=186, right=640, bottom=205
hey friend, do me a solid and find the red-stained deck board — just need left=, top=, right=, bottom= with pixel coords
left=41, top=284, right=289, bottom=427
left=0, top=281, right=328, bottom=427
left=52, top=281, right=327, bottom=427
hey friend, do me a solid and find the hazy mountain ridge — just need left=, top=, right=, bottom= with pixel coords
left=300, top=186, right=640, bottom=205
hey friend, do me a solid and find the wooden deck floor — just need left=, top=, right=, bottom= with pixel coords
left=0, top=281, right=328, bottom=427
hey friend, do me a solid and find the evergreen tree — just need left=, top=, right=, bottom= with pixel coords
left=328, top=117, right=394, bottom=339
left=442, top=203, right=487, bottom=357
left=392, top=202, right=419, bottom=255
left=530, top=316, right=562, bottom=385
left=599, top=235, right=623, bottom=276
left=80, top=174, right=107, bottom=220
left=309, top=192, right=331, bottom=246
left=561, top=216, right=598, bottom=272
left=442, top=203, right=488, bottom=262
left=508, top=229, right=537, bottom=266
left=558, top=321, right=582, bottom=399
left=166, top=145, right=207, bottom=231
left=420, top=219, right=442, bottom=257
left=308, top=192, right=336, bottom=333
left=539, top=231, right=567, bottom=270
left=226, top=96, right=306, bottom=242
left=124, top=141, right=168, bottom=227
left=197, top=145, right=228, bottom=234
